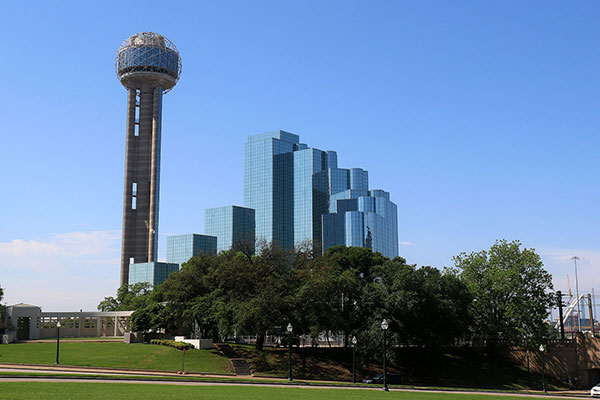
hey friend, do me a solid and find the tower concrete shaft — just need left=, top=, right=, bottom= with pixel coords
left=120, top=85, right=163, bottom=286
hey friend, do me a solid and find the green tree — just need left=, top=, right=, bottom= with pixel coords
left=0, top=285, right=4, bottom=313
left=97, top=282, right=152, bottom=311
left=0, top=285, right=7, bottom=333
left=161, top=243, right=301, bottom=350
left=160, top=251, right=239, bottom=341
left=378, top=262, right=472, bottom=347
left=454, top=239, right=554, bottom=344
left=230, top=242, right=293, bottom=350
left=130, top=302, right=173, bottom=333
left=320, top=246, right=387, bottom=346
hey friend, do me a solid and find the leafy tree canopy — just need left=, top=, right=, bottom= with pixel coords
left=101, top=241, right=549, bottom=354
left=454, top=239, right=554, bottom=344
left=97, top=282, right=154, bottom=311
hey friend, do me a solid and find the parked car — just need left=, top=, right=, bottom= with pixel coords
left=362, top=374, right=402, bottom=385
left=224, top=337, right=247, bottom=344
left=591, top=382, right=600, bottom=398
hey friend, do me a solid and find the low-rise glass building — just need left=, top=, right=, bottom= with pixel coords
left=128, top=262, right=179, bottom=287
left=166, top=233, right=217, bottom=265
left=205, top=205, right=255, bottom=253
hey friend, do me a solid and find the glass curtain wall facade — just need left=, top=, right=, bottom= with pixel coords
left=243, top=130, right=398, bottom=258
left=166, top=234, right=217, bottom=265
left=244, top=131, right=298, bottom=250
left=293, top=148, right=329, bottom=248
left=205, top=206, right=255, bottom=253
left=322, top=189, right=398, bottom=259
left=128, top=262, right=179, bottom=287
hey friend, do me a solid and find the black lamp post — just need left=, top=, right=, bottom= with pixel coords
left=539, top=344, right=546, bottom=393
left=55, top=321, right=61, bottom=365
left=381, top=319, right=389, bottom=392
left=287, top=323, right=293, bottom=381
left=352, top=335, right=357, bottom=383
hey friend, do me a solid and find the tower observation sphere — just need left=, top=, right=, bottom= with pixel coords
left=116, top=32, right=182, bottom=286
left=116, top=32, right=181, bottom=92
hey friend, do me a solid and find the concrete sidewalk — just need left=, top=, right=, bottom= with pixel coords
left=0, top=362, right=237, bottom=379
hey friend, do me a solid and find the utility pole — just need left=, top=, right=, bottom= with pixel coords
left=588, top=294, right=595, bottom=336
left=593, top=288, right=597, bottom=333
left=557, top=291, right=565, bottom=339
left=572, top=256, right=581, bottom=333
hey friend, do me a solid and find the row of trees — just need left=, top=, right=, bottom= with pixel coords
left=99, top=240, right=555, bottom=356
left=0, top=285, right=7, bottom=332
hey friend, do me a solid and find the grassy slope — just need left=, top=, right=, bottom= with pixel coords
left=0, top=382, right=542, bottom=400
left=0, top=342, right=232, bottom=374
left=235, top=345, right=568, bottom=391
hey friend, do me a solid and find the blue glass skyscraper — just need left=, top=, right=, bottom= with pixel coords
left=293, top=148, right=330, bottom=247
left=243, top=130, right=398, bottom=258
left=243, top=131, right=299, bottom=249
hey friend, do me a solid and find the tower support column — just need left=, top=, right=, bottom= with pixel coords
left=120, top=86, right=161, bottom=286
left=148, top=87, right=163, bottom=262
left=120, top=88, right=137, bottom=286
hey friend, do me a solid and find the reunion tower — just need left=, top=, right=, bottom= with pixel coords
left=115, top=32, right=181, bottom=285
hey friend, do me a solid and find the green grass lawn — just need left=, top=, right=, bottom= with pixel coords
left=0, top=382, right=544, bottom=400
left=0, top=342, right=232, bottom=374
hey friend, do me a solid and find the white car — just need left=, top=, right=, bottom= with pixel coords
left=591, top=383, right=600, bottom=398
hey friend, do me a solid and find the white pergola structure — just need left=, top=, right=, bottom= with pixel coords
left=5, top=304, right=133, bottom=341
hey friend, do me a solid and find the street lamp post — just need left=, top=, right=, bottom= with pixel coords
left=572, top=256, right=581, bottom=333
left=539, top=344, right=546, bottom=393
left=55, top=321, right=61, bottom=365
left=381, top=319, right=389, bottom=392
left=287, top=323, right=293, bottom=382
left=352, top=336, right=357, bottom=383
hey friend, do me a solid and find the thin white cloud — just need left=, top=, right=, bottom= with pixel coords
left=0, top=230, right=121, bottom=310
left=399, top=241, right=414, bottom=246
left=0, top=230, right=120, bottom=272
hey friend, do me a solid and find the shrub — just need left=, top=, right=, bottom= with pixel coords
left=150, top=339, right=194, bottom=350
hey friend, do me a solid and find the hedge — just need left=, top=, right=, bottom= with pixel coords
left=150, top=339, right=195, bottom=350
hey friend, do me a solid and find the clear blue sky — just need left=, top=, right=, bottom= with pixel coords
left=1, top=1, right=598, bottom=311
